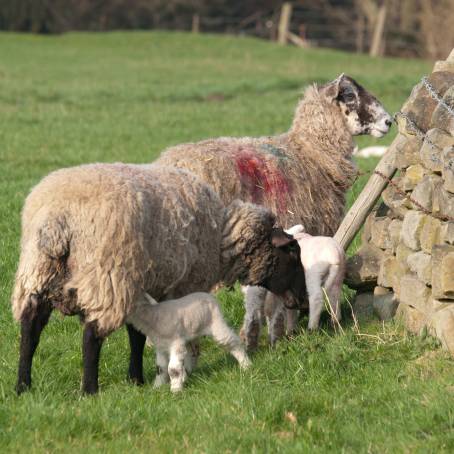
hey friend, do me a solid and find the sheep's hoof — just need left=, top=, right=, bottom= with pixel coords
left=128, top=375, right=144, bottom=386
left=170, top=385, right=183, bottom=393
left=240, top=358, right=252, bottom=370
left=15, top=381, right=30, bottom=395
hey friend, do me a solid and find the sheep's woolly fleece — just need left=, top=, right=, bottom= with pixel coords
left=11, top=164, right=279, bottom=335
left=158, top=85, right=357, bottom=236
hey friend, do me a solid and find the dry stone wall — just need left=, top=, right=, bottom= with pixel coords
left=346, top=49, right=454, bottom=355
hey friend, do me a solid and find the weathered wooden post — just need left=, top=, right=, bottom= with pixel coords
left=192, top=14, right=200, bottom=34
left=278, top=2, right=292, bottom=45
left=369, top=1, right=388, bottom=57
left=334, top=146, right=397, bottom=251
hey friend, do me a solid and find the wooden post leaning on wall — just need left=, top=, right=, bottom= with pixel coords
left=334, top=147, right=397, bottom=251
left=278, top=2, right=293, bottom=45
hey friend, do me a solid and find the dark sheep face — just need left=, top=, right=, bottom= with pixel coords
left=260, top=228, right=305, bottom=297
left=322, top=74, right=393, bottom=138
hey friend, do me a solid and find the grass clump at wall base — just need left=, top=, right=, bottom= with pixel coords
left=1, top=32, right=452, bottom=453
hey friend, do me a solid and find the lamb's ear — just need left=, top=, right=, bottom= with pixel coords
left=323, top=73, right=345, bottom=101
left=271, top=228, right=297, bottom=248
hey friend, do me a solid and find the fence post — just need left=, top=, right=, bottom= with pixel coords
left=369, top=1, right=387, bottom=57
left=278, top=2, right=292, bottom=45
left=192, top=14, right=200, bottom=33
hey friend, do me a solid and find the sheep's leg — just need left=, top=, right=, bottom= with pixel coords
left=286, top=308, right=300, bottom=335
left=306, top=265, right=326, bottom=331
left=184, top=340, right=200, bottom=375
left=154, top=350, right=170, bottom=388
left=210, top=316, right=251, bottom=369
left=240, top=286, right=267, bottom=352
left=324, top=264, right=344, bottom=325
left=16, top=295, right=53, bottom=395
left=168, top=341, right=187, bottom=393
left=126, top=323, right=146, bottom=385
left=82, top=321, right=104, bottom=395
left=265, top=295, right=286, bottom=347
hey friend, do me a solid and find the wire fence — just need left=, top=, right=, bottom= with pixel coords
left=190, top=4, right=423, bottom=57
left=355, top=74, right=454, bottom=223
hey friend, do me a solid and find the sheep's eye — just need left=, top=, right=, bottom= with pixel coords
left=342, top=92, right=356, bottom=102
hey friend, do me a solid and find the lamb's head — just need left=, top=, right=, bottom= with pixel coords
left=220, top=200, right=304, bottom=297
left=321, top=74, right=393, bottom=138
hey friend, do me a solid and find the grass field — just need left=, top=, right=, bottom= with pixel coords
left=1, top=32, right=453, bottom=453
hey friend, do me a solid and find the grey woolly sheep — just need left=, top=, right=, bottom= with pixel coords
left=127, top=292, right=250, bottom=393
left=157, top=74, right=392, bottom=350
left=12, top=163, right=303, bottom=394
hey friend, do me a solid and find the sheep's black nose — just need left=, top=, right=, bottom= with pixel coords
left=385, top=118, right=392, bottom=127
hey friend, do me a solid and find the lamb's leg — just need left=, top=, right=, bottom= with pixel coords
left=82, top=321, right=104, bottom=395
left=154, top=350, right=170, bottom=388
left=264, top=294, right=286, bottom=347
left=324, top=264, right=344, bottom=325
left=168, top=341, right=187, bottom=393
left=16, top=295, right=53, bottom=394
left=126, top=323, right=146, bottom=385
left=210, top=313, right=251, bottom=369
left=184, top=340, right=200, bottom=375
left=286, top=308, right=300, bottom=335
left=240, top=286, right=267, bottom=352
left=306, top=265, right=326, bottom=331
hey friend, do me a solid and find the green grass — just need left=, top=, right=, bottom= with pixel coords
left=1, top=31, right=452, bottom=453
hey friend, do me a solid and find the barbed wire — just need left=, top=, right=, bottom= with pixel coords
left=422, top=76, right=454, bottom=118
left=355, top=74, right=454, bottom=222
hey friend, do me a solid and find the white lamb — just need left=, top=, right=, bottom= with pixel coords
left=127, top=292, right=251, bottom=393
left=285, top=224, right=346, bottom=330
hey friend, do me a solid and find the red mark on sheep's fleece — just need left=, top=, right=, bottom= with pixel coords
left=234, top=146, right=291, bottom=213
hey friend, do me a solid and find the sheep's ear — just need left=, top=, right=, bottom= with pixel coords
left=323, top=73, right=345, bottom=101
left=271, top=228, right=296, bottom=248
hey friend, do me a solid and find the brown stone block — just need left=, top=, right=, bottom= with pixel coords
left=440, top=221, right=454, bottom=244
left=432, top=244, right=454, bottom=299
left=370, top=217, right=392, bottom=250
left=401, top=211, right=427, bottom=250
left=399, top=274, right=431, bottom=312
left=420, top=216, right=442, bottom=253
left=433, top=185, right=454, bottom=220
left=392, top=134, right=422, bottom=169
left=432, top=308, right=454, bottom=356
left=420, top=128, right=454, bottom=172
left=411, top=175, right=441, bottom=211
left=407, top=251, right=432, bottom=284
left=345, top=244, right=388, bottom=291
left=402, top=71, right=454, bottom=132
left=433, top=61, right=454, bottom=72
left=396, top=303, right=430, bottom=335
left=378, top=255, right=407, bottom=293
left=382, top=182, right=411, bottom=220
left=388, top=219, right=403, bottom=253
left=396, top=243, right=413, bottom=265
left=401, top=164, right=427, bottom=191
left=442, top=146, right=454, bottom=194
left=430, top=86, right=454, bottom=135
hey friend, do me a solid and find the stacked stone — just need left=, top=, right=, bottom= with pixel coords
left=346, top=49, right=454, bottom=354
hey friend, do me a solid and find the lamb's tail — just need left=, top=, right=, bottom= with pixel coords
left=11, top=215, right=70, bottom=321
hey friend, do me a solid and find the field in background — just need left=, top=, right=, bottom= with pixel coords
left=0, top=32, right=452, bottom=452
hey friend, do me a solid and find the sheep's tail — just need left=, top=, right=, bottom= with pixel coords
left=11, top=215, right=70, bottom=321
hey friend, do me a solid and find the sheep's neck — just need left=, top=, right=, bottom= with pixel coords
left=288, top=98, right=354, bottom=159
left=285, top=96, right=356, bottom=194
